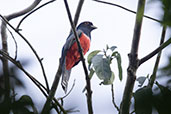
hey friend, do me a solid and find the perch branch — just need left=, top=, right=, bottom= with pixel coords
left=42, top=0, right=85, bottom=113
left=63, top=0, right=93, bottom=113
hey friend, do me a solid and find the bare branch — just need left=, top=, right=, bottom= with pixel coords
left=93, top=0, right=161, bottom=23
left=0, top=15, right=49, bottom=92
left=16, top=0, right=56, bottom=30
left=5, top=0, right=42, bottom=21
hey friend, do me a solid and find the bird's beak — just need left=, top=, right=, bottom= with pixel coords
left=91, top=25, right=97, bottom=29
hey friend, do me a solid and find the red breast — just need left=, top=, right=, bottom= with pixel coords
left=66, top=33, right=90, bottom=70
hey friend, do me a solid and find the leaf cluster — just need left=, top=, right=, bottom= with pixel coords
left=87, top=45, right=122, bottom=85
left=133, top=82, right=171, bottom=114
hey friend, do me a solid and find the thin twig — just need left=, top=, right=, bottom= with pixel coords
left=111, top=84, right=120, bottom=112
left=16, top=0, right=56, bottom=30
left=5, top=0, right=42, bottom=21
left=148, top=26, right=167, bottom=87
left=6, top=27, right=18, bottom=60
left=63, top=0, right=93, bottom=114
left=92, top=0, right=161, bottom=23
left=139, top=37, right=171, bottom=66
left=0, top=15, right=50, bottom=93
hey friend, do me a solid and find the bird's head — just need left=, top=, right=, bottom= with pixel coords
left=77, top=21, right=97, bottom=38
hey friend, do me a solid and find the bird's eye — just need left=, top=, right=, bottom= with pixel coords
left=84, top=22, right=89, bottom=25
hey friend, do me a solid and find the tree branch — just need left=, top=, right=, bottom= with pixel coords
left=139, top=37, right=171, bottom=66
left=92, top=0, right=161, bottom=23
left=6, top=27, right=18, bottom=59
left=0, top=15, right=49, bottom=93
left=0, top=49, right=47, bottom=94
left=73, top=0, right=85, bottom=26
left=5, top=0, right=42, bottom=21
left=0, top=49, right=66, bottom=113
left=1, top=20, right=10, bottom=114
left=41, top=60, right=64, bottom=114
left=63, top=0, right=93, bottom=114
left=120, top=0, right=146, bottom=114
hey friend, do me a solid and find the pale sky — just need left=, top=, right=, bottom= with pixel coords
left=0, top=0, right=170, bottom=114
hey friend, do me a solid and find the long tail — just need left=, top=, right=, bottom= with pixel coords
left=61, top=60, right=71, bottom=93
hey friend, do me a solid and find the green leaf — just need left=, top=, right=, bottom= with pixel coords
left=133, top=86, right=152, bottom=114
left=18, top=95, right=38, bottom=114
left=152, top=82, right=171, bottom=114
left=92, top=55, right=113, bottom=85
left=136, top=76, right=147, bottom=87
left=116, top=52, right=122, bottom=81
left=112, top=51, right=122, bottom=81
left=109, top=46, right=117, bottom=51
left=161, top=0, right=171, bottom=27
left=18, top=95, right=34, bottom=106
left=87, top=50, right=101, bottom=64
left=111, top=51, right=117, bottom=57
left=100, top=71, right=115, bottom=85
left=106, top=44, right=109, bottom=50
left=156, top=81, right=171, bottom=98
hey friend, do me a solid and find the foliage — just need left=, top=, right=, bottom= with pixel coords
left=151, top=0, right=171, bottom=27
left=134, top=55, right=171, bottom=114
left=0, top=61, right=38, bottom=114
left=161, top=0, right=171, bottom=27
left=87, top=45, right=122, bottom=85
left=134, top=81, right=171, bottom=114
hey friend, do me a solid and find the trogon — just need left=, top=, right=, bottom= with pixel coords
left=60, top=21, right=97, bottom=93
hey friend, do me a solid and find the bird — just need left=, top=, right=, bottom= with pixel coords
left=60, top=21, right=97, bottom=93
